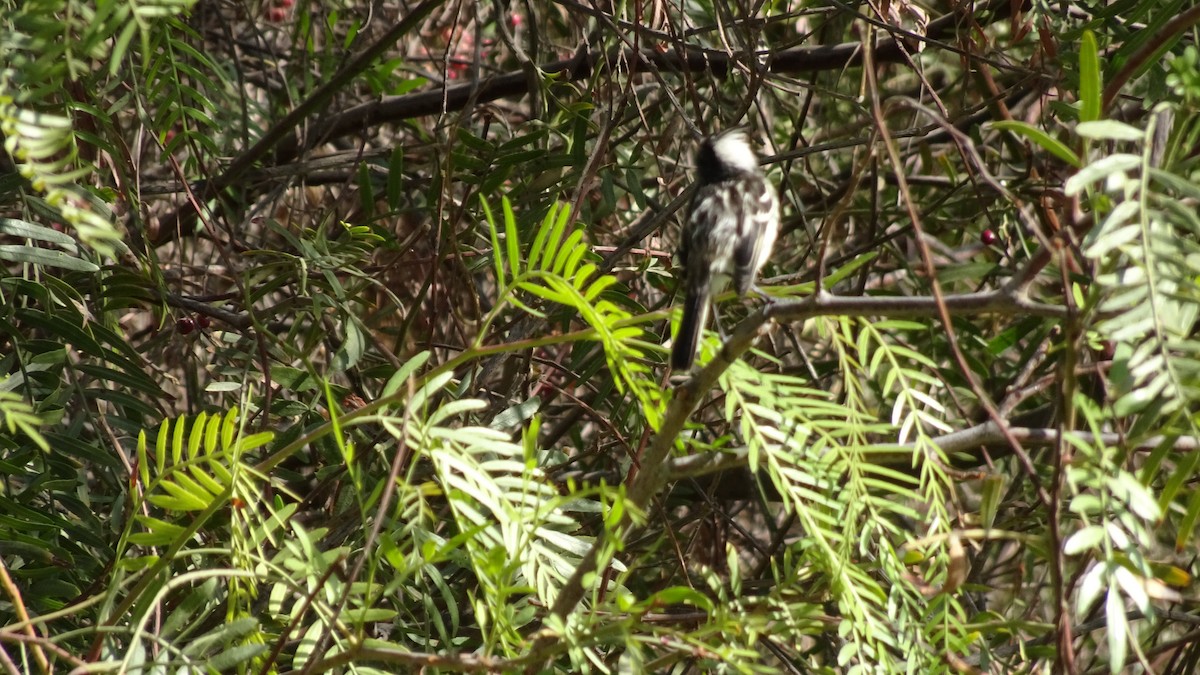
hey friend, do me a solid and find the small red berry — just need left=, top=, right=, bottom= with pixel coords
left=509, top=13, right=523, bottom=28
left=1099, top=340, right=1116, bottom=360
left=196, top=315, right=212, bottom=330
left=176, top=317, right=196, bottom=335
left=981, top=229, right=998, bottom=246
left=267, top=5, right=288, bottom=21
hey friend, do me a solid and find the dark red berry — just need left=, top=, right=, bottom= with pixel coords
left=267, top=5, right=288, bottom=21
left=176, top=317, right=196, bottom=335
left=1099, top=340, right=1116, bottom=360
left=981, top=229, right=998, bottom=246
left=196, top=314, right=212, bottom=330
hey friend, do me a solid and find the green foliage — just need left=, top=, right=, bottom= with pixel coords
left=0, top=0, right=198, bottom=254
left=1167, top=46, right=1200, bottom=103
left=0, top=390, right=48, bottom=452
left=376, top=370, right=593, bottom=657
left=481, top=197, right=655, bottom=403
left=4, top=1, right=1200, bottom=673
left=133, top=408, right=271, bottom=535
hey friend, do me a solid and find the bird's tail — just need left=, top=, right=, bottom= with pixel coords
left=672, top=286, right=710, bottom=371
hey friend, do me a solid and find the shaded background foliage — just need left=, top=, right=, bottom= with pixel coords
left=3, top=0, right=1200, bottom=672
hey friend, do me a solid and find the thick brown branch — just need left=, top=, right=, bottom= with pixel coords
left=152, top=0, right=1023, bottom=248
left=151, top=0, right=443, bottom=246
left=277, top=0, right=1019, bottom=163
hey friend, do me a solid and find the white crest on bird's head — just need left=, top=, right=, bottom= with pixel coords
left=696, top=129, right=760, bottom=183
left=708, top=129, right=759, bottom=173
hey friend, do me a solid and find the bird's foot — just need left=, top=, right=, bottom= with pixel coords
left=748, top=284, right=776, bottom=307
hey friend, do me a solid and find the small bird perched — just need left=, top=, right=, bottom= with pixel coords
left=672, top=129, right=780, bottom=371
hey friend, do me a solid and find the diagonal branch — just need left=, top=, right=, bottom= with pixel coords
left=540, top=277, right=1053, bottom=640
left=151, top=0, right=443, bottom=245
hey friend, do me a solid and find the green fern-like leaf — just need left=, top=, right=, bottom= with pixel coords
left=374, top=364, right=590, bottom=652
left=0, top=0, right=196, bottom=255
left=1072, top=119, right=1200, bottom=422
left=131, top=407, right=272, bottom=545
left=480, top=196, right=654, bottom=397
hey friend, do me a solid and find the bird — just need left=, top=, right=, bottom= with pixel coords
left=671, top=128, right=780, bottom=371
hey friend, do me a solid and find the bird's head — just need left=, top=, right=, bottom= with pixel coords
left=696, top=129, right=759, bottom=182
